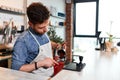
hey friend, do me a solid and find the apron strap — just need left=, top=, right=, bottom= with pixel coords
left=29, top=30, right=41, bottom=47
left=45, top=33, right=50, bottom=42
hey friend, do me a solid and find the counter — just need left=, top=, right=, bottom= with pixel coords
left=0, top=55, right=12, bottom=61
left=0, top=44, right=13, bottom=50
left=51, top=49, right=120, bottom=80
left=0, top=55, right=12, bottom=68
left=0, top=43, right=13, bottom=68
left=0, top=67, right=50, bottom=80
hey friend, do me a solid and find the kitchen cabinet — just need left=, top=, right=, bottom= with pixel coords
left=0, top=55, right=12, bottom=68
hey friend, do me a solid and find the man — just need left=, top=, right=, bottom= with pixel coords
left=11, top=2, right=59, bottom=78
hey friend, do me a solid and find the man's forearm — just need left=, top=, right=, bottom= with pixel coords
left=19, top=61, right=44, bottom=72
left=19, top=63, right=36, bottom=72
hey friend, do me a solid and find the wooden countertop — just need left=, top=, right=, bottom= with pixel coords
left=0, top=67, right=50, bottom=80
left=0, top=55, right=12, bottom=61
left=0, top=43, right=13, bottom=49
left=0, top=43, right=13, bottom=61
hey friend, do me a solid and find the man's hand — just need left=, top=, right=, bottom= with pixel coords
left=51, top=41, right=66, bottom=50
left=37, top=58, right=59, bottom=68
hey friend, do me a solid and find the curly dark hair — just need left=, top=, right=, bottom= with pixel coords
left=27, top=2, right=50, bottom=25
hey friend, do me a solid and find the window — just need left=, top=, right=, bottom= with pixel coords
left=74, top=1, right=98, bottom=37
left=99, top=0, right=120, bottom=37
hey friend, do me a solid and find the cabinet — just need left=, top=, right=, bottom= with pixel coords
left=0, top=55, right=12, bottom=68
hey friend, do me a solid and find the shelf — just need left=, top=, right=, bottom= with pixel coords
left=0, top=7, right=25, bottom=15
left=50, top=14, right=65, bottom=20
left=49, top=25, right=64, bottom=28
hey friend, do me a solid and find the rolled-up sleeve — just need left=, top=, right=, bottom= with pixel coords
left=11, top=39, right=28, bottom=70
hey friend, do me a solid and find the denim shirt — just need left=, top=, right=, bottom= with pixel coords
left=11, top=27, right=49, bottom=70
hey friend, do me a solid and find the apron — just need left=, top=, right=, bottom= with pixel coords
left=29, top=31, right=54, bottom=77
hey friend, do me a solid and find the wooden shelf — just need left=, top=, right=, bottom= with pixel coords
left=0, top=8, right=25, bottom=15
left=50, top=14, right=65, bottom=20
left=49, top=25, right=64, bottom=28
left=0, top=44, right=13, bottom=50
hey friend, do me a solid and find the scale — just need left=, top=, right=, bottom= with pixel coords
left=63, top=56, right=86, bottom=71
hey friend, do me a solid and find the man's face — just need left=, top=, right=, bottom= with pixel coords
left=30, top=19, right=49, bottom=34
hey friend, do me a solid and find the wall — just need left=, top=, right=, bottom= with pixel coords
left=27, top=0, right=65, bottom=14
left=0, top=0, right=66, bottom=43
left=0, top=0, right=26, bottom=44
left=0, top=0, right=24, bottom=10
left=0, top=0, right=25, bottom=30
left=27, top=0, right=66, bottom=40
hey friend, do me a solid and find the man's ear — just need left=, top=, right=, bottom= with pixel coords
left=28, top=21, right=33, bottom=28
